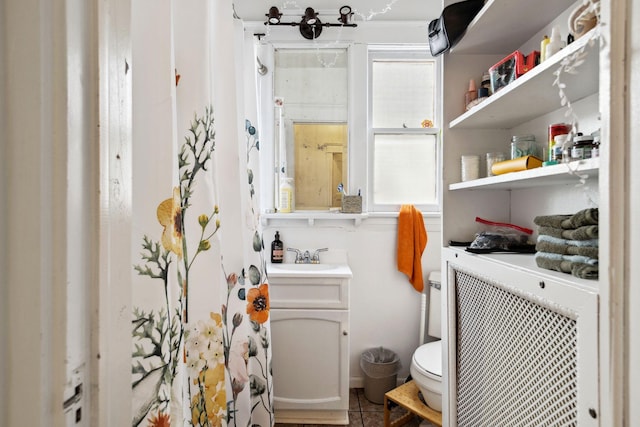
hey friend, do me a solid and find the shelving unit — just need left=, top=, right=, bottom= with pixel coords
left=450, top=28, right=599, bottom=129
left=449, top=157, right=599, bottom=190
left=440, top=0, right=606, bottom=425
left=451, top=0, right=578, bottom=54
left=441, top=4, right=602, bottom=269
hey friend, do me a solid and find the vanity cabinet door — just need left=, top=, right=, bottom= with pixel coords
left=271, top=308, right=349, bottom=411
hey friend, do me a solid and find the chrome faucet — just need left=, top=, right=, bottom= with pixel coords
left=287, top=247, right=329, bottom=264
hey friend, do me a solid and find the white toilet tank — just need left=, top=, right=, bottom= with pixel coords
left=427, top=271, right=441, bottom=339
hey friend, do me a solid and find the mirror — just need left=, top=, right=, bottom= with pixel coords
left=274, top=47, right=348, bottom=211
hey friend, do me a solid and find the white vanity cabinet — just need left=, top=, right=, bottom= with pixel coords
left=440, top=0, right=610, bottom=425
left=268, top=266, right=352, bottom=425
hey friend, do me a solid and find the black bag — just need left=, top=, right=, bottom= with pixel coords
left=428, top=0, right=485, bottom=57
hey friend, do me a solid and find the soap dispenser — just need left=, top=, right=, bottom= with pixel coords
left=271, top=231, right=284, bottom=263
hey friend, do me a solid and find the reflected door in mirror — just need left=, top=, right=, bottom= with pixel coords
left=293, top=123, right=347, bottom=210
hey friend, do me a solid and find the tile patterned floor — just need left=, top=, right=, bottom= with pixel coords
left=274, top=388, right=438, bottom=427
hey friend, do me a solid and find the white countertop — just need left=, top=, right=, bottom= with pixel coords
left=267, top=263, right=353, bottom=279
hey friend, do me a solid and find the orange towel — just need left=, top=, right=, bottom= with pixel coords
left=397, top=204, right=428, bottom=292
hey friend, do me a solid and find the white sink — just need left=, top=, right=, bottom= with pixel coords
left=267, top=263, right=352, bottom=278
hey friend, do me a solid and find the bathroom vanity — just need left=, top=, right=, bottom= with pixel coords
left=268, top=263, right=352, bottom=425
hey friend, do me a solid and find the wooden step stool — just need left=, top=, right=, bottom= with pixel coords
left=383, top=380, right=442, bottom=427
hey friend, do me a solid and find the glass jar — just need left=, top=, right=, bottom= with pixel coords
left=486, top=152, right=506, bottom=177
left=571, top=134, right=595, bottom=161
left=510, top=134, right=537, bottom=159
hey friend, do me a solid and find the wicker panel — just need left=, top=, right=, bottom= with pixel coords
left=454, top=269, right=578, bottom=427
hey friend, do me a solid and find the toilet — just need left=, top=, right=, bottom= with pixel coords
left=410, top=271, right=442, bottom=412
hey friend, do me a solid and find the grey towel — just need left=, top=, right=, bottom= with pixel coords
left=535, top=253, right=599, bottom=280
left=538, top=225, right=599, bottom=240
left=534, top=208, right=599, bottom=229
left=535, top=251, right=598, bottom=265
left=535, top=240, right=599, bottom=259
left=537, top=234, right=599, bottom=247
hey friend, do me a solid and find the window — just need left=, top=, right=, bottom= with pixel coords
left=368, top=49, right=440, bottom=212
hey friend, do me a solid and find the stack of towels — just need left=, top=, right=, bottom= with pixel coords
left=533, top=208, right=599, bottom=280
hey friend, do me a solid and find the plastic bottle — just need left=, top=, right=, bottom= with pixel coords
left=545, top=26, right=563, bottom=59
left=540, top=35, right=550, bottom=62
left=548, top=123, right=571, bottom=162
left=279, top=177, right=293, bottom=213
left=551, top=134, right=569, bottom=163
left=271, top=231, right=283, bottom=263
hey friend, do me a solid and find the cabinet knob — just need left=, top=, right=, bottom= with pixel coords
left=343, top=330, right=348, bottom=336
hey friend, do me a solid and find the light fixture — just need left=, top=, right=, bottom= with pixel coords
left=300, top=8, right=322, bottom=39
left=266, top=6, right=282, bottom=24
left=264, top=5, right=357, bottom=40
left=339, top=5, right=352, bottom=25
left=303, top=7, right=318, bottom=25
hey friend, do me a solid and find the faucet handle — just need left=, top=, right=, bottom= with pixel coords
left=287, top=247, right=303, bottom=263
left=311, top=248, right=328, bottom=263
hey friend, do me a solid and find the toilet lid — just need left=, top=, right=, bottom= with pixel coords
left=413, top=341, right=441, bottom=377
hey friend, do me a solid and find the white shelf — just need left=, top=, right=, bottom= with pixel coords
left=261, top=212, right=368, bottom=227
left=450, top=157, right=599, bottom=190
left=450, top=29, right=599, bottom=130
left=446, top=247, right=599, bottom=293
left=451, top=0, right=578, bottom=55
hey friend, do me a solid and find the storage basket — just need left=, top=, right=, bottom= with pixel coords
left=341, top=195, right=362, bottom=213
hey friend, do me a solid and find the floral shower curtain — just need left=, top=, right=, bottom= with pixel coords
left=130, top=1, right=273, bottom=426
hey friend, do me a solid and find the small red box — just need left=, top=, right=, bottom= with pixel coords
left=489, top=50, right=540, bottom=93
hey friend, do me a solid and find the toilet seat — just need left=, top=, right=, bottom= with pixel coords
left=412, top=341, right=441, bottom=380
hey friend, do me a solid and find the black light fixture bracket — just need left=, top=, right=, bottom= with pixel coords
left=265, top=6, right=357, bottom=40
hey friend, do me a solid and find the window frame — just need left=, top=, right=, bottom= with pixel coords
left=367, top=47, right=442, bottom=213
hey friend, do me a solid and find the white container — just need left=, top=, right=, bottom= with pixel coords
left=545, top=26, right=564, bottom=58
left=461, top=155, right=480, bottom=181
left=279, top=177, right=293, bottom=213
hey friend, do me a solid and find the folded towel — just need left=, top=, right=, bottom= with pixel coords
left=537, top=234, right=599, bottom=247
left=535, top=254, right=599, bottom=279
left=534, top=208, right=599, bottom=229
left=397, top=205, right=428, bottom=292
left=533, top=214, right=571, bottom=228
left=534, top=251, right=598, bottom=266
left=535, top=240, right=599, bottom=259
left=572, top=262, right=600, bottom=280
left=537, top=225, right=599, bottom=240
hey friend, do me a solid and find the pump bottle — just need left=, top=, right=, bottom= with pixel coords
left=271, top=231, right=283, bottom=263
